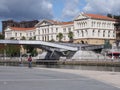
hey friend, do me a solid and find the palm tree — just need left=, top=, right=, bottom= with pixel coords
left=68, top=31, right=74, bottom=43
left=21, top=36, right=26, bottom=40
left=57, top=33, right=63, bottom=42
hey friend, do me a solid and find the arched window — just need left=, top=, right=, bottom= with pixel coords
left=108, top=31, right=110, bottom=37
left=77, top=30, right=79, bottom=37
left=92, top=30, right=95, bottom=36
left=98, top=30, right=100, bottom=37
left=103, top=30, right=105, bottom=37
left=85, top=22, right=87, bottom=27
left=113, top=31, right=115, bottom=37
left=86, top=30, right=88, bottom=36
left=91, top=21, right=94, bottom=27
left=82, top=30, right=84, bottom=37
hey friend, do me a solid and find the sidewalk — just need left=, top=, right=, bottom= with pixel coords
left=38, top=68, right=120, bottom=89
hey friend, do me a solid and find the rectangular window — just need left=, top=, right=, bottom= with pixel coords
left=68, top=27, right=71, bottom=31
left=20, top=33, right=22, bottom=36
left=15, top=33, right=17, bottom=36
left=56, top=28, right=58, bottom=33
left=63, top=28, right=66, bottom=33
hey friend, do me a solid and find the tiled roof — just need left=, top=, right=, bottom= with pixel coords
left=10, top=27, right=36, bottom=31
left=47, top=20, right=73, bottom=25
left=47, top=20, right=61, bottom=24
left=85, top=14, right=116, bottom=21
left=60, top=21, right=74, bottom=25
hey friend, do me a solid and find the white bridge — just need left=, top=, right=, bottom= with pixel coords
left=0, top=40, right=104, bottom=60
left=0, top=40, right=78, bottom=51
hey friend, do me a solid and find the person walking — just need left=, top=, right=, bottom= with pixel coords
left=28, top=55, right=32, bottom=68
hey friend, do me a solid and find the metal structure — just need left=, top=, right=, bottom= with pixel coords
left=0, top=40, right=104, bottom=60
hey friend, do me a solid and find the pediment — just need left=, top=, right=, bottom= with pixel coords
left=74, top=13, right=89, bottom=20
left=35, top=20, right=52, bottom=27
left=4, top=26, right=12, bottom=31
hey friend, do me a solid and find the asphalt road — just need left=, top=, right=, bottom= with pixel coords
left=0, top=66, right=119, bottom=90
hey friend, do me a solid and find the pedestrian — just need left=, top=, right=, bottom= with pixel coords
left=28, top=55, right=32, bottom=68
left=19, top=56, right=23, bottom=67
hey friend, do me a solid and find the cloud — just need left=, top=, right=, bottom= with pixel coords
left=61, top=0, right=80, bottom=21
left=83, top=0, right=120, bottom=15
left=0, top=0, right=54, bottom=20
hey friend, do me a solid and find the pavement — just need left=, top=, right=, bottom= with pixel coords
left=0, top=66, right=120, bottom=90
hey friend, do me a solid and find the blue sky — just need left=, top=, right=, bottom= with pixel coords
left=0, top=0, right=120, bottom=32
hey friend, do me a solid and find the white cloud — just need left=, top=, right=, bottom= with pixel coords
left=83, top=0, right=120, bottom=15
left=62, top=0, right=80, bottom=20
left=0, top=0, right=54, bottom=20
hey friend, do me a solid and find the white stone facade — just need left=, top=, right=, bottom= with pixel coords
left=4, top=13, right=116, bottom=44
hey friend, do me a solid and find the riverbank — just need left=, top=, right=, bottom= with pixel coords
left=0, top=59, right=120, bottom=67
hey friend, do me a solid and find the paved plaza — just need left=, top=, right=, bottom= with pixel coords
left=0, top=66, right=120, bottom=90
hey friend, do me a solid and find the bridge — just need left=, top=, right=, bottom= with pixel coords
left=0, top=40, right=104, bottom=60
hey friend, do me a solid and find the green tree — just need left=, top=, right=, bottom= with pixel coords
left=57, top=33, right=63, bottom=42
left=6, top=45, right=20, bottom=57
left=0, top=34, right=4, bottom=39
left=68, top=31, right=74, bottom=43
left=21, top=36, right=26, bottom=40
left=104, top=40, right=112, bottom=49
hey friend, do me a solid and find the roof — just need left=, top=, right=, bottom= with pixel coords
left=47, top=20, right=73, bottom=25
left=85, top=14, right=116, bottom=21
left=60, top=21, right=74, bottom=25
left=47, top=20, right=61, bottom=25
left=9, top=27, right=36, bottom=31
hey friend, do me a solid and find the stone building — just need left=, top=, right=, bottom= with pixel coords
left=4, top=13, right=116, bottom=45
left=2, top=20, right=39, bottom=34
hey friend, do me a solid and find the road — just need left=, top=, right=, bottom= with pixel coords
left=0, top=66, right=119, bottom=90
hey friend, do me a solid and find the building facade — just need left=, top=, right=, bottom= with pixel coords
left=4, top=13, right=116, bottom=45
left=5, top=27, right=36, bottom=40
left=2, top=20, right=39, bottom=34
left=74, top=13, right=116, bottom=44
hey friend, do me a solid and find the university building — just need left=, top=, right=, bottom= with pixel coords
left=4, top=13, right=116, bottom=45
left=2, top=20, right=38, bottom=34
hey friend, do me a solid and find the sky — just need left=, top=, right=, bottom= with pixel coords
left=0, top=0, right=120, bottom=32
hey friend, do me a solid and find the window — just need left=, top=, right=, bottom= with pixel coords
left=82, top=30, right=84, bottom=37
left=77, top=30, right=79, bottom=37
left=39, top=30, right=40, bottom=34
left=20, top=33, right=22, bottom=36
left=15, top=33, right=17, bottom=36
left=63, top=28, right=66, bottom=33
left=68, top=27, right=71, bottom=31
left=108, top=31, right=110, bottom=37
left=113, top=31, right=115, bottom=37
left=30, top=33, right=32, bottom=36
left=51, top=28, right=53, bottom=33
left=92, top=30, right=95, bottom=36
left=42, top=29, right=44, bottom=34
left=56, top=28, right=58, bottom=33
left=98, top=30, right=100, bottom=37
left=33, top=32, right=35, bottom=35
left=103, top=30, right=105, bottom=37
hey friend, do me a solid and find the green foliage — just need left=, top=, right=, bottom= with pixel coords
left=31, top=49, right=38, bottom=56
left=57, top=33, right=63, bottom=42
left=0, top=34, right=4, bottom=39
left=5, top=45, right=20, bottom=56
left=21, top=36, right=26, bottom=40
left=104, top=40, right=112, bottom=49
left=68, top=31, right=74, bottom=42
